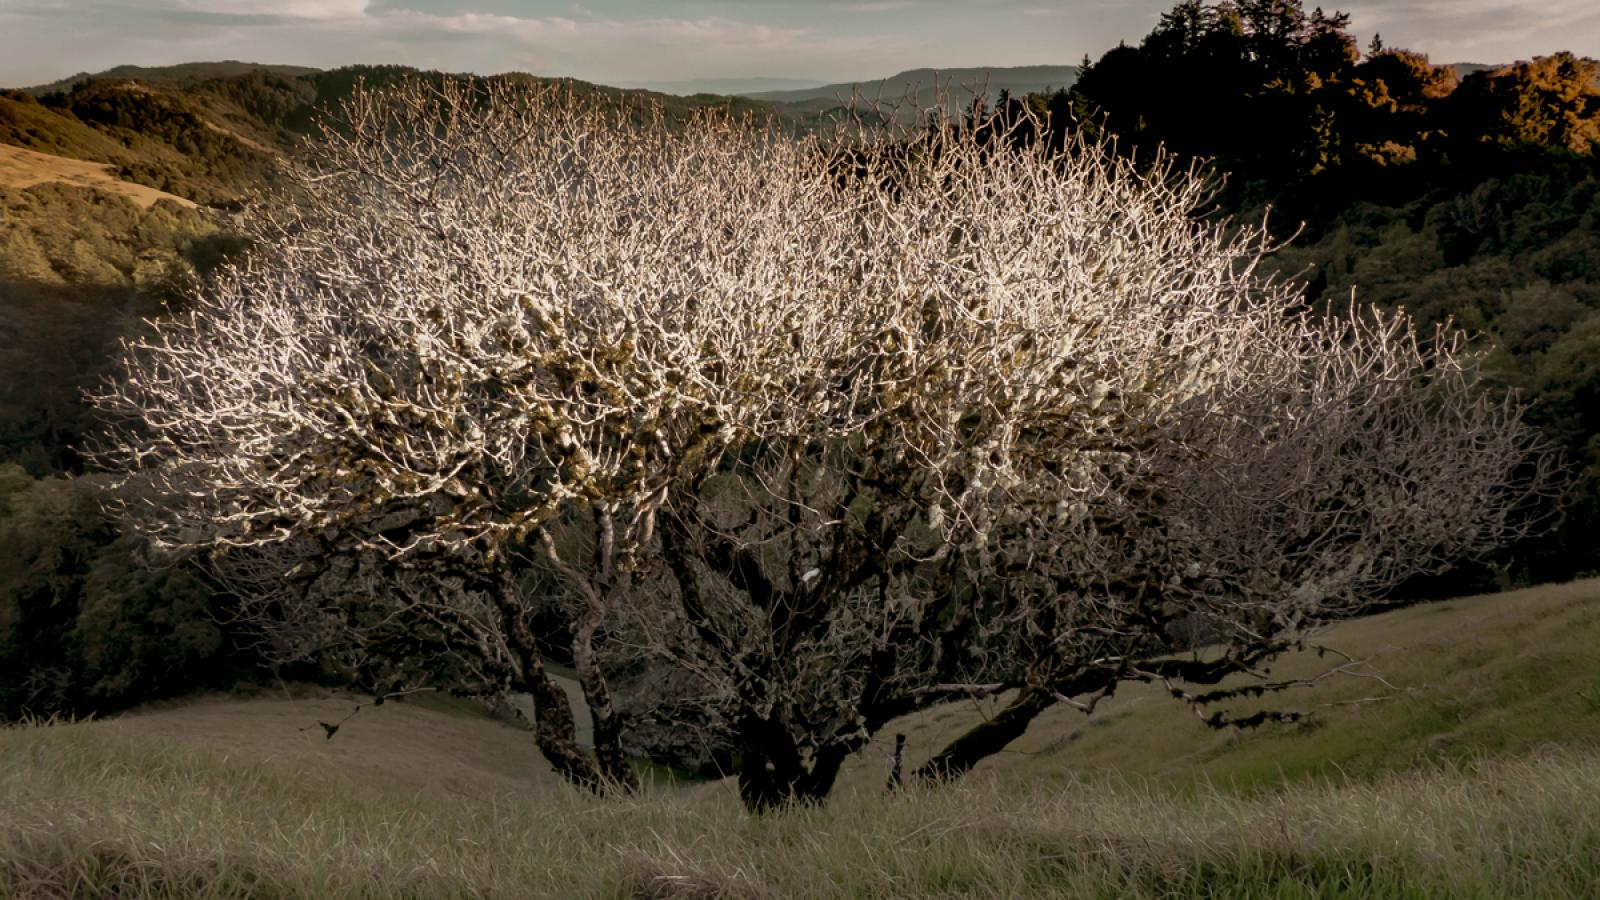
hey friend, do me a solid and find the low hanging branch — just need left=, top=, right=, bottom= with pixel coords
left=296, top=686, right=441, bottom=741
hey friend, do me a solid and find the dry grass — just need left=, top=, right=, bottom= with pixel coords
left=1, top=722, right=1597, bottom=898
left=98, top=688, right=563, bottom=800
left=1, top=578, right=1596, bottom=897
left=0, top=144, right=196, bottom=208
left=199, top=119, right=277, bottom=156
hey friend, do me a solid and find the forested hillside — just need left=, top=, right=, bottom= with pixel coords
left=21, top=61, right=322, bottom=97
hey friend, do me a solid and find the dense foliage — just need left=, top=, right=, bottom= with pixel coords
left=0, top=465, right=236, bottom=719
left=1054, top=0, right=1599, bottom=190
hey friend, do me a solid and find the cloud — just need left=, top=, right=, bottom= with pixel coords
left=19, top=0, right=374, bottom=22
left=170, top=0, right=369, bottom=19
left=840, top=1, right=923, bottom=12
left=1338, top=0, right=1600, bottom=59
left=367, top=11, right=811, bottom=49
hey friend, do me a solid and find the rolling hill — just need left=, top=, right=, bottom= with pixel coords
left=0, top=63, right=813, bottom=212
left=624, top=76, right=831, bottom=96
left=1451, top=62, right=1498, bottom=78
left=855, top=577, right=1600, bottom=791
left=17, top=61, right=323, bottom=96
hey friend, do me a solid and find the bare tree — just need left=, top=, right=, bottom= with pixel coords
left=95, top=79, right=1549, bottom=809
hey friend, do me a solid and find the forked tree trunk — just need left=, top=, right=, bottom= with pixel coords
left=573, top=612, right=640, bottom=794
left=913, top=686, right=1056, bottom=782
left=521, top=663, right=605, bottom=793
left=493, top=567, right=605, bottom=792
left=536, top=518, right=640, bottom=795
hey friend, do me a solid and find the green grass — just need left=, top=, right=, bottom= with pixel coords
left=1, top=579, right=1597, bottom=898
left=852, top=578, right=1600, bottom=793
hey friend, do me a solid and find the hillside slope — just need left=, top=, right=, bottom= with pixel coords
left=626, top=76, right=830, bottom=96
left=0, top=143, right=196, bottom=208
left=846, top=578, right=1600, bottom=791
left=99, top=691, right=561, bottom=799
left=26, top=576, right=1600, bottom=798
left=0, top=93, right=133, bottom=161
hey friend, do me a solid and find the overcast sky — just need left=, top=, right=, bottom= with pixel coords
left=2, top=0, right=1598, bottom=90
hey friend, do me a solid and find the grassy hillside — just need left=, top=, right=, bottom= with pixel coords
left=854, top=578, right=1600, bottom=792
left=0, top=581, right=1596, bottom=897
left=0, top=144, right=195, bottom=208
left=93, top=690, right=566, bottom=799
left=3, top=724, right=1597, bottom=898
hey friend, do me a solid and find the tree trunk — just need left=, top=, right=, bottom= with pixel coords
left=735, top=717, right=852, bottom=811
left=493, top=567, right=605, bottom=792
left=736, top=714, right=807, bottom=811
left=537, top=519, right=639, bottom=795
left=801, top=744, right=849, bottom=801
left=913, top=686, right=1056, bottom=783
left=887, top=733, right=907, bottom=791
left=521, top=663, right=605, bottom=793
left=572, top=612, right=640, bottom=794
left=737, top=749, right=796, bottom=812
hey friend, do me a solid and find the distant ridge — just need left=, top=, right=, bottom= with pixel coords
left=14, top=62, right=1081, bottom=109
left=21, top=61, right=321, bottom=95
left=627, top=77, right=830, bottom=97
left=747, top=65, right=1080, bottom=109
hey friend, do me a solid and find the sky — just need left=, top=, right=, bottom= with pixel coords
left=2, top=0, right=1598, bottom=90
